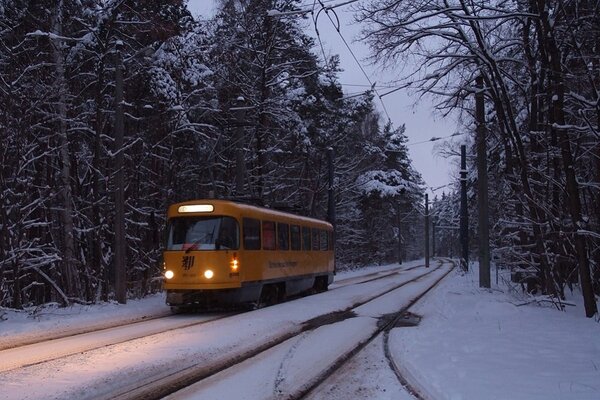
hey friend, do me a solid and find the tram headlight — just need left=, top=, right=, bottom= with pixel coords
left=165, top=270, right=174, bottom=280
left=204, top=269, right=214, bottom=279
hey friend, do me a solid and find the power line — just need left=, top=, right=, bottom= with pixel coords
left=269, top=1, right=391, bottom=120
left=341, top=83, right=399, bottom=89
left=266, top=0, right=354, bottom=17
left=298, top=0, right=340, bottom=7
left=311, top=1, right=334, bottom=74
left=404, top=132, right=465, bottom=147
left=314, top=2, right=392, bottom=121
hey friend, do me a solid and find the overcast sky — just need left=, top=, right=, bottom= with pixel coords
left=186, top=0, right=458, bottom=196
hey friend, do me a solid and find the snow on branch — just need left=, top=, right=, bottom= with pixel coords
left=26, top=30, right=85, bottom=43
left=357, top=170, right=410, bottom=197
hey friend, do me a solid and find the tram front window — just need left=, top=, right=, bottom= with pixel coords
left=167, top=216, right=239, bottom=251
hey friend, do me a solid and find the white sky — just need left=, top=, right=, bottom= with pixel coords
left=186, top=0, right=458, bottom=195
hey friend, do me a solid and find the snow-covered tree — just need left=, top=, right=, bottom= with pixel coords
left=358, top=0, right=598, bottom=316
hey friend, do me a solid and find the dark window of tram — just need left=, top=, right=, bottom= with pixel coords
left=311, top=228, right=320, bottom=251
left=166, top=216, right=238, bottom=251
left=263, top=221, right=276, bottom=250
left=320, top=230, right=328, bottom=251
left=242, top=218, right=261, bottom=250
left=328, top=230, right=334, bottom=250
left=290, top=225, right=301, bottom=250
left=302, top=226, right=311, bottom=250
left=277, top=223, right=290, bottom=250
left=217, top=217, right=240, bottom=250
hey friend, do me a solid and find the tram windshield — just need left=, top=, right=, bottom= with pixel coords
left=166, top=216, right=239, bottom=251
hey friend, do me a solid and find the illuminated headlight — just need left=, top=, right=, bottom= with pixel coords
left=165, top=270, right=174, bottom=280
left=178, top=204, right=214, bottom=213
left=204, top=270, right=214, bottom=279
left=231, top=258, right=239, bottom=271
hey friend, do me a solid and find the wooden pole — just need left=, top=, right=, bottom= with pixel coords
left=425, top=193, right=430, bottom=268
left=460, top=145, right=469, bottom=271
left=114, top=40, right=126, bottom=304
left=476, top=76, right=490, bottom=288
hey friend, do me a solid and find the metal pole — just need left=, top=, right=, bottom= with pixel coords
left=425, top=193, right=429, bottom=268
left=327, top=147, right=336, bottom=272
left=476, top=76, right=491, bottom=288
left=327, top=148, right=335, bottom=227
left=114, top=40, right=126, bottom=304
left=460, top=145, right=469, bottom=271
left=432, top=219, right=436, bottom=257
left=397, top=202, right=402, bottom=265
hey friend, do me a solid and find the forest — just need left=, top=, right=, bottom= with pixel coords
left=359, top=0, right=600, bottom=317
left=0, top=0, right=425, bottom=309
left=1, top=0, right=598, bottom=317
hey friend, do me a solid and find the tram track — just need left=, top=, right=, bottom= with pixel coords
left=0, top=311, right=172, bottom=352
left=381, top=259, right=457, bottom=400
left=0, top=312, right=235, bottom=373
left=0, top=261, right=439, bottom=400
left=0, top=262, right=419, bottom=356
left=113, top=261, right=450, bottom=400
left=330, top=263, right=424, bottom=288
left=292, top=259, right=454, bottom=400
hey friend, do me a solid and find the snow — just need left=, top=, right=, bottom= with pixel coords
left=1, top=260, right=598, bottom=400
left=391, top=266, right=600, bottom=400
left=357, top=170, right=409, bottom=197
left=166, top=317, right=379, bottom=400
left=0, top=294, right=169, bottom=349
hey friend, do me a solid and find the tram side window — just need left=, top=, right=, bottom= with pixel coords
left=328, top=230, right=334, bottom=250
left=320, top=230, right=328, bottom=251
left=311, top=228, right=320, bottom=251
left=290, top=225, right=301, bottom=250
left=263, top=221, right=276, bottom=250
left=217, top=217, right=240, bottom=250
left=302, top=226, right=311, bottom=251
left=277, top=223, right=290, bottom=250
left=243, top=218, right=261, bottom=250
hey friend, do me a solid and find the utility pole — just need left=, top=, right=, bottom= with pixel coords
left=432, top=218, right=436, bottom=257
left=476, top=76, right=491, bottom=288
left=232, top=96, right=246, bottom=196
left=460, top=145, right=469, bottom=271
left=327, top=148, right=335, bottom=225
left=327, top=148, right=336, bottom=272
left=396, top=202, right=403, bottom=265
left=113, top=40, right=126, bottom=304
left=425, top=193, right=429, bottom=268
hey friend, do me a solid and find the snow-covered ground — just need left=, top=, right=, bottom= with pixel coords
left=1, top=259, right=599, bottom=400
left=392, top=265, right=600, bottom=400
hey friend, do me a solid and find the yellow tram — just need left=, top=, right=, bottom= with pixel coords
left=162, top=199, right=334, bottom=308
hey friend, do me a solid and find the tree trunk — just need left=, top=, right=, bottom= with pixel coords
left=52, top=2, right=80, bottom=301
left=536, top=0, right=597, bottom=317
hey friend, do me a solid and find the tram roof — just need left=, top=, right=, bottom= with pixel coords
left=168, top=199, right=333, bottom=229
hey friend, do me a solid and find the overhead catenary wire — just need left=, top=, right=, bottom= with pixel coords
left=314, top=1, right=392, bottom=122
left=267, top=0, right=360, bottom=17
left=269, top=1, right=391, bottom=120
left=384, top=132, right=466, bottom=149
left=340, top=83, right=399, bottom=89
left=311, top=0, right=334, bottom=74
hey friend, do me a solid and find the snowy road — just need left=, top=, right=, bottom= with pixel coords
left=0, top=260, right=451, bottom=400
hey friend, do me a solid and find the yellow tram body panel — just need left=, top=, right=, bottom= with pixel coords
left=162, top=199, right=334, bottom=306
left=162, top=251, right=242, bottom=290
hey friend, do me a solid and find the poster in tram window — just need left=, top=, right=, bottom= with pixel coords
left=262, top=221, right=276, bottom=250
